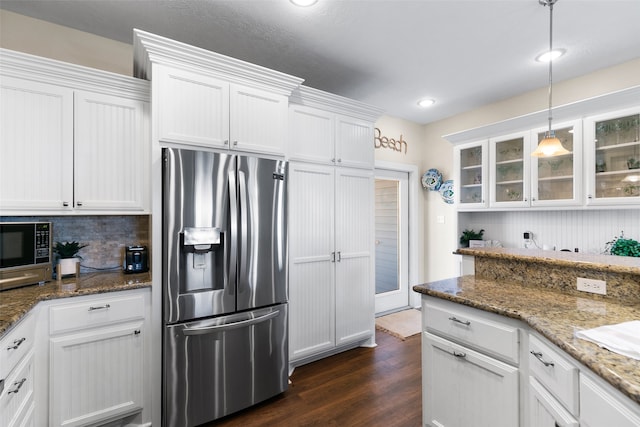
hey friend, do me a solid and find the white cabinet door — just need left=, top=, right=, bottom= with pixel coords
left=335, top=167, right=374, bottom=345
left=0, top=77, right=73, bottom=211
left=335, top=114, right=375, bottom=169
left=529, top=377, right=579, bottom=427
left=49, top=321, right=144, bottom=427
left=74, top=91, right=148, bottom=211
left=288, top=162, right=336, bottom=361
left=288, top=104, right=335, bottom=164
left=584, top=107, right=640, bottom=206
left=155, top=65, right=230, bottom=148
left=454, top=140, right=488, bottom=209
left=530, top=121, right=583, bottom=207
left=423, top=332, right=519, bottom=427
left=490, top=131, right=531, bottom=208
left=580, top=375, right=640, bottom=427
left=230, top=84, right=288, bottom=155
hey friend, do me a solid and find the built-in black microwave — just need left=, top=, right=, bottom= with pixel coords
left=0, top=222, right=52, bottom=291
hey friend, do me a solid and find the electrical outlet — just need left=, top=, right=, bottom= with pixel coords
left=577, top=277, right=606, bottom=295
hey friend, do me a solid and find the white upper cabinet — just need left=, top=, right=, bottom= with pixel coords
left=155, top=66, right=229, bottom=148
left=74, top=91, right=148, bottom=211
left=490, top=131, right=531, bottom=208
left=584, top=107, right=640, bottom=206
left=0, top=49, right=150, bottom=215
left=530, top=120, right=583, bottom=207
left=454, top=140, right=488, bottom=209
left=288, top=86, right=383, bottom=169
left=133, top=29, right=303, bottom=157
left=0, top=77, right=74, bottom=211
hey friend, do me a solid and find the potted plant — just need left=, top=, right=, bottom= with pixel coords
left=54, top=241, right=88, bottom=276
left=606, top=234, right=640, bottom=257
left=459, top=229, right=485, bottom=248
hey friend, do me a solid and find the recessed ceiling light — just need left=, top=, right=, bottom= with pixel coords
left=536, top=49, right=566, bottom=62
left=417, top=98, right=435, bottom=108
left=290, top=0, right=318, bottom=6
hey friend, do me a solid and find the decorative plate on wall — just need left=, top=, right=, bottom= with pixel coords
left=439, top=179, right=454, bottom=204
left=421, top=168, right=442, bottom=191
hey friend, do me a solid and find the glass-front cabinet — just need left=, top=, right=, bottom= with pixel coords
left=454, top=141, right=488, bottom=209
left=585, top=107, right=640, bottom=205
left=530, top=121, right=582, bottom=207
left=490, top=132, right=530, bottom=208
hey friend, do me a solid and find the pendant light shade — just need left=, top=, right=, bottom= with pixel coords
left=532, top=0, right=570, bottom=157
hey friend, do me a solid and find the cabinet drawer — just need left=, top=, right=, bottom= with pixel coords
left=528, top=334, right=579, bottom=416
left=0, top=313, right=34, bottom=381
left=0, top=351, right=34, bottom=427
left=424, top=299, right=519, bottom=364
left=50, top=293, right=145, bottom=335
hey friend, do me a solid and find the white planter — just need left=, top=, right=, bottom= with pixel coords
left=58, top=257, right=79, bottom=276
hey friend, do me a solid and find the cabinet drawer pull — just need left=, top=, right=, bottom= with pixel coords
left=63, top=201, right=69, bottom=207
left=453, top=351, right=466, bottom=358
left=88, top=304, right=111, bottom=311
left=8, top=378, right=26, bottom=394
left=530, top=350, right=555, bottom=367
left=76, top=201, right=83, bottom=207
left=448, top=316, right=471, bottom=326
left=134, top=329, right=141, bottom=335
left=6, top=337, right=26, bottom=350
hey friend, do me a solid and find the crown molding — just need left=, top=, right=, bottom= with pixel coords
left=290, top=85, right=384, bottom=122
left=133, top=29, right=304, bottom=96
left=0, top=48, right=149, bottom=100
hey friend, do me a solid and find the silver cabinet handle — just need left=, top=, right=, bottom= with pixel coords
left=6, top=337, right=26, bottom=350
left=448, top=316, right=471, bottom=326
left=337, top=158, right=342, bottom=163
left=336, top=251, right=341, bottom=262
left=233, top=140, right=238, bottom=146
left=8, top=378, right=26, bottom=394
left=224, top=140, right=229, bottom=145
left=331, top=158, right=336, bottom=163
left=331, top=252, right=335, bottom=262
left=134, top=330, right=141, bottom=335
left=76, top=201, right=83, bottom=207
left=63, top=201, right=69, bottom=207
left=530, top=350, right=555, bottom=367
left=88, top=304, right=111, bottom=311
left=452, top=351, right=466, bottom=358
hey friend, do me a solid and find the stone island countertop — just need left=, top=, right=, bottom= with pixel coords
left=414, top=248, right=640, bottom=405
left=0, top=271, right=151, bottom=338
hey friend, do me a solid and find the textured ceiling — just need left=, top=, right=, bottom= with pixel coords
left=2, top=0, right=639, bottom=124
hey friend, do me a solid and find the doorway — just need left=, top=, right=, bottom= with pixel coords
left=374, top=168, right=410, bottom=314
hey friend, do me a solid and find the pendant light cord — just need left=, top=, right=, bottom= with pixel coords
left=544, top=0, right=557, bottom=136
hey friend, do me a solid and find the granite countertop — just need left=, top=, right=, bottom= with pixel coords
left=0, top=271, right=152, bottom=338
left=456, top=247, right=640, bottom=276
left=413, top=275, right=640, bottom=405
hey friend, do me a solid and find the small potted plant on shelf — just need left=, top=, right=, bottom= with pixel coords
left=54, top=241, right=88, bottom=276
left=459, top=229, right=485, bottom=248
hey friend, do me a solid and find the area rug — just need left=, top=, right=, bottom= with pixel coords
left=375, top=309, right=422, bottom=340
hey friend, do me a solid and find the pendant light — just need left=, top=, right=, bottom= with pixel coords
left=532, top=0, right=570, bottom=157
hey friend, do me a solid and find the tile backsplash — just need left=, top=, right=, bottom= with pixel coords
left=1, top=215, right=149, bottom=273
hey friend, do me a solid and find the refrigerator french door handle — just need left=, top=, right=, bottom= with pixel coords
left=228, top=169, right=238, bottom=295
left=238, top=170, right=249, bottom=285
left=182, top=310, right=280, bottom=336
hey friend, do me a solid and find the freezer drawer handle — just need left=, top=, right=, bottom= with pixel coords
left=182, top=310, right=280, bottom=336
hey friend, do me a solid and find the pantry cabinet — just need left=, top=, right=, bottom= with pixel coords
left=288, top=162, right=374, bottom=364
left=46, top=289, right=150, bottom=427
left=0, top=49, right=150, bottom=215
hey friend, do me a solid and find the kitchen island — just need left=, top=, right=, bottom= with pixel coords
left=414, top=248, right=640, bottom=426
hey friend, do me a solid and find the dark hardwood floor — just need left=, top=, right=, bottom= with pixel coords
left=207, top=330, right=422, bottom=427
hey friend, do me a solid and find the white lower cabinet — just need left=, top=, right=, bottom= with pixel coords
left=580, top=374, right=640, bottom=427
left=423, top=332, right=519, bottom=427
left=529, top=377, right=578, bottom=427
left=0, top=312, right=35, bottom=427
left=288, top=162, right=374, bottom=366
left=44, top=289, right=150, bottom=427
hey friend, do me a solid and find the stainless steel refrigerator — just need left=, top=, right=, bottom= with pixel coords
left=162, top=147, right=288, bottom=427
